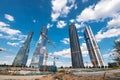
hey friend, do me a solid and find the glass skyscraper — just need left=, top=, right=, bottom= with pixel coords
left=84, top=26, right=104, bottom=67
left=69, top=24, right=84, bottom=68
left=12, top=32, right=33, bottom=67
left=30, top=27, right=48, bottom=68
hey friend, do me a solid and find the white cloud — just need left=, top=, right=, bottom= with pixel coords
left=79, top=36, right=83, bottom=39
left=70, top=19, right=75, bottom=23
left=57, top=20, right=67, bottom=28
left=76, top=0, right=120, bottom=22
left=0, top=21, right=26, bottom=41
left=107, top=16, right=120, bottom=28
left=47, top=23, right=53, bottom=29
left=0, top=34, right=26, bottom=41
left=53, top=48, right=71, bottom=58
left=61, top=38, right=69, bottom=44
left=5, top=14, right=14, bottom=21
left=51, top=0, right=75, bottom=21
left=53, top=43, right=88, bottom=58
left=0, top=34, right=3, bottom=37
left=80, top=43, right=88, bottom=57
left=74, top=4, right=78, bottom=9
left=103, top=53, right=111, bottom=58
left=0, top=55, right=15, bottom=65
left=75, top=22, right=86, bottom=29
left=46, top=60, right=72, bottom=67
left=0, top=21, right=21, bottom=35
left=75, top=23, right=81, bottom=29
left=7, top=42, right=19, bottom=47
left=26, top=59, right=31, bottom=66
left=95, top=28, right=120, bottom=42
left=0, top=26, right=21, bottom=35
left=56, top=61, right=71, bottom=67
left=0, top=21, right=9, bottom=26
left=82, top=0, right=88, bottom=3
left=84, top=62, right=93, bottom=67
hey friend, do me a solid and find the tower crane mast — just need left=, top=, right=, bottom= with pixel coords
left=40, top=31, right=57, bottom=72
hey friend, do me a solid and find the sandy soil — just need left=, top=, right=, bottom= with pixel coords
left=0, top=72, right=120, bottom=80
left=0, top=75, right=45, bottom=80
left=0, top=69, right=120, bottom=80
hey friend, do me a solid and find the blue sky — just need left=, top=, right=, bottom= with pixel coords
left=0, top=0, right=120, bottom=67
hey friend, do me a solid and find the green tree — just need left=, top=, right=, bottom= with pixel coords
left=113, top=40, right=120, bottom=64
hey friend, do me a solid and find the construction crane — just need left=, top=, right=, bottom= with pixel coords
left=40, top=31, right=57, bottom=72
left=49, top=54, right=59, bottom=66
left=41, top=32, right=56, bottom=48
left=43, top=46, right=48, bottom=72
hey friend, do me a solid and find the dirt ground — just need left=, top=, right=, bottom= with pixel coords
left=0, top=72, right=120, bottom=80
left=0, top=69, right=120, bottom=80
left=39, top=72, right=120, bottom=80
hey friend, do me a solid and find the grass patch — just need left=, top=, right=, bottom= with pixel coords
left=58, top=69, right=65, bottom=73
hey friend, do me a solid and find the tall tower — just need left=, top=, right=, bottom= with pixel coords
left=30, top=27, right=48, bottom=68
left=12, top=32, right=33, bottom=67
left=84, top=26, right=104, bottom=67
left=69, top=24, right=84, bottom=68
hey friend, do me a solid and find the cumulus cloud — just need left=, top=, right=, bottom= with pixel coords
left=80, top=43, right=88, bottom=57
left=0, top=54, right=15, bottom=65
left=75, top=22, right=86, bottom=29
left=70, top=19, right=75, bottom=23
left=107, top=16, right=120, bottom=28
left=47, top=23, right=53, bottom=29
left=5, top=14, right=14, bottom=21
left=46, top=60, right=72, bottom=67
left=77, top=0, right=120, bottom=42
left=53, top=48, right=71, bottom=58
left=76, top=0, right=120, bottom=22
left=103, top=53, right=111, bottom=59
left=56, top=61, right=71, bottom=67
left=51, top=0, right=75, bottom=21
left=0, top=34, right=3, bottom=37
left=61, top=38, right=70, bottom=44
left=82, top=0, right=88, bottom=3
left=26, top=59, right=31, bottom=66
left=95, top=28, right=120, bottom=42
left=0, top=21, right=21, bottom=36
left=53, top=43, right=88, bottom=59
left=0, top=21, right=26, bottom=41
left=95, top=15, right=120, bottom=42
left=7, top=42, right=19, bottom=47
left=57, top=20, right=67, bottom=28
left=0, top=26, right=21, bottom=35
left=79, top=36, right=83, bottom=39
left=0, top=21, right=9, bottom=26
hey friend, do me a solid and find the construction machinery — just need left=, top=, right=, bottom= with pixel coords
left=49, top=54, right=59, bottom=66
left=40, top=31, right=57, bottom=72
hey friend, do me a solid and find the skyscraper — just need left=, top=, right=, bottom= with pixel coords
left=12, top=32, right=33, bottom=67
left=69, top=24, right=84, bottom=68
left=30, top=27, right=48, bottom=68
left=84, top=26, right=104, bottom=67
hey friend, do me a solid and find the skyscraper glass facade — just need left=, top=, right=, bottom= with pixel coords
left=69, top=24, right=84, bottom=68
left=30, top=27, right=48, bottom=68
left=84, top=26, right=104, bottom=67
left=12, top=32, right=33, bottom=67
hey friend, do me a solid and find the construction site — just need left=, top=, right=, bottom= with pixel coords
left=0, top=25, right=120, bottom=80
